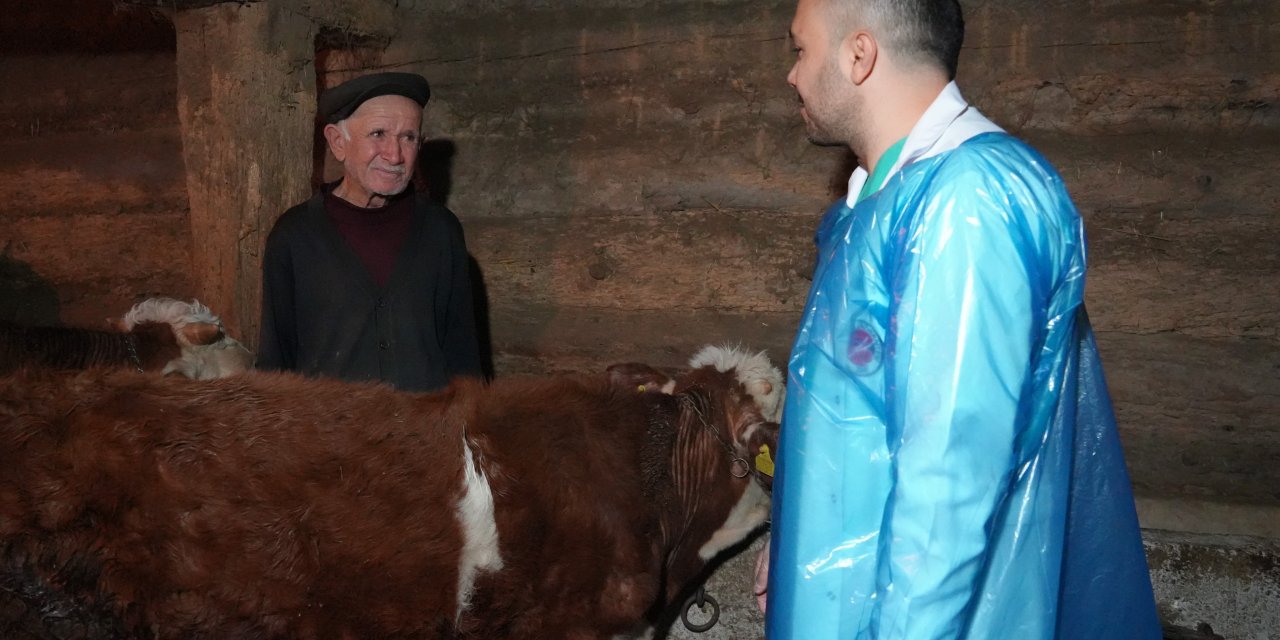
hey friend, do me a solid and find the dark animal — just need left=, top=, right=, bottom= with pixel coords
left=0, top=298, right=253, bottom=379
left=0, top=346, right=780, bottom=639
left=0, top=320, right=183, bottom=373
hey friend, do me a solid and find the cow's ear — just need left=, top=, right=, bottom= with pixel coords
left=742, top=372, right=784, bottom=423
left=744, top=420, right=780, bottom=492
left=179, top=322, right=224, bottom=346
left=747, top=378, right=772, bottom=398
left=606, top=362, right=675, bottom=394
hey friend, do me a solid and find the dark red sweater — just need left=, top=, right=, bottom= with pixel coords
left=324, top=187, right=413, bottom=288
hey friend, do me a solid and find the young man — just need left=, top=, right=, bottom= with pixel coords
left=760, top=1, right=1162, bottom=638
left=257, top=72, right=483, bottom=392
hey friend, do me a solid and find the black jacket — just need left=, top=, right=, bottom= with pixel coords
left=257, top=189, right=482, bottom=391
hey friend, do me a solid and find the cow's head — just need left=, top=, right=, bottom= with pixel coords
left=672, top=349, right=781, bottom=497
left=606, top=350, right=778, bottom=494
left=629, top=345, right=781, bottom=591
left=687, top=344, right=785, bottom=423
left=114, top=298, right=255, bottom=379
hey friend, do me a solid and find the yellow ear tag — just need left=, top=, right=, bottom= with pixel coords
left=754, top=444, right=775, bottom=478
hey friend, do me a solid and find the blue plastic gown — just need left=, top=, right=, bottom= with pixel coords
left=766, top=132, right=1161, bottom=639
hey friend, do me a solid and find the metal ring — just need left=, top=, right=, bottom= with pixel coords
left=681, top=590, right=720, bottom=632
left=730, top=457, right=751, bottom=478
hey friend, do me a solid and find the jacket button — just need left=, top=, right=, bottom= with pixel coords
left=378, top=341, right=389, bottom=349
left=376, top=298, right=385, bottom=309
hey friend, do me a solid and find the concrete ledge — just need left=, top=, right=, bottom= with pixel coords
left=1138, top=496, right=1280, bottom=539
left=1146, top=529, right=1280, bottom=640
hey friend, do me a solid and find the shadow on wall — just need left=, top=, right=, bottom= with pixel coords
left=830, top=148, right=858, bottom=201
left=419, top=138, right=494, bottom=380
left=0, top=253, right=60, bottom=326
left=418, top=139, right=456, bottom=208
left=469, top=255, right=495, bottom=381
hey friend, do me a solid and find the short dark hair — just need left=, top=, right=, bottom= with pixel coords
left=826, top=0, right=965, bottom=79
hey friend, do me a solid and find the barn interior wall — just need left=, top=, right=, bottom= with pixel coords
left=0, top=0, right=1277, bottom=637
left=386, top=0, right=1280, bottom=515
left=0, top=56, right=190, bottom=327
left=0, top=4, right=184, bottom=328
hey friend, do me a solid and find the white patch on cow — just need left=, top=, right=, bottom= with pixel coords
left=697, top=479, right=770, bottom=561
left=121, top=297, right=254, bottom=379
left=455, top=436, right=503, bottom=620
left=688, top=344, right=785, bottom=422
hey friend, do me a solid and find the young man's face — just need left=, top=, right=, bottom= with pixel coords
left=326, top=94, right=423, bottom=207
left=787, top=0, right=853, bottom=147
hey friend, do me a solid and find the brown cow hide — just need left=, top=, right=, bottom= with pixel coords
left=0, top=356, right=778, bottom=639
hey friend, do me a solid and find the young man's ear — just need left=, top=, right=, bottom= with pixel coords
left=323, top=123, right=349, bottom=162
left=839, top=30, right=878, bottom=85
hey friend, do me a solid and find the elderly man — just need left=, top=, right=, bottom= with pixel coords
left=257, top=72, right=483, bottom=392
left=759, top=1, right=1162, bottom=638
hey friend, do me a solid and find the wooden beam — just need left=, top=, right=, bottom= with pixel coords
left=301, top=1, right=398, bottom=43
left=172, top=3, right=316, bottom=346
left=117, top=0, right=398, bottom=42
left=117, top=0, right=261, bottom=10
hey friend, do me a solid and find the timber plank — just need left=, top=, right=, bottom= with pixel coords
left=468, top=209, right=816, bottom=314
left=485, top=304, right=1280, bottom=507
left=2, top=212, right=191, bottom=287
left=487, top=304, right=796, bottom=375
left=0, top=54, right=178, bottom=135
left=439, top=118, right=1278, bottom=222
left=0, top=128, right=187, bottom=217
left=466, top=194, right=1279, bottom=339
left=1098, top=331, right=1280, bottom=505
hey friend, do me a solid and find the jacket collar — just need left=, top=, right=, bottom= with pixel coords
left=843, top=81, right=1003, bottom=206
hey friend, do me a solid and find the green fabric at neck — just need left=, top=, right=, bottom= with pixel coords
left=855, top=136, right=908, bottom=204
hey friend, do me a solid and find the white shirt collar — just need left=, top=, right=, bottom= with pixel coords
left=844, top=81, right=1003, bottom=206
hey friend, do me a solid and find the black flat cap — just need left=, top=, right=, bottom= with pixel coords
left=317, top=71, right=431, bottom=124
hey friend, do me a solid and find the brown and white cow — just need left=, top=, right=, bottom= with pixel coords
left=0, top=346, right=780, bottom=639
left=0, top=297, right=254, bottom=379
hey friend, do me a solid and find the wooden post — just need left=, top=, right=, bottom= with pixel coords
left=172, top=3, right=316, bottom=348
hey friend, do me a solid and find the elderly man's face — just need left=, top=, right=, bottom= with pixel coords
left=325, top=94, right=423, bottom=207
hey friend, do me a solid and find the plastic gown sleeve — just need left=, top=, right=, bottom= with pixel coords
left=870, top=175, right=1039, bottom=638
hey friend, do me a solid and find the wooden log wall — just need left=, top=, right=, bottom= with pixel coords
left=0, top=0, right=1276, bottom=512
left=382, top=2, right=832, bottom=376
left=380, top=0, right=1280, bottom=508
left=0, top=4, right=186, bottom=328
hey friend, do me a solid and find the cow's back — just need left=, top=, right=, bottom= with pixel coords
left=0, top=369, right=470, bottom=638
